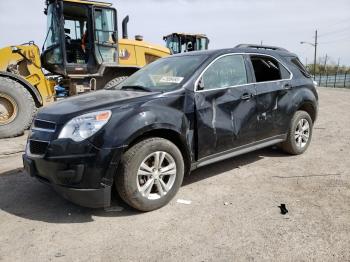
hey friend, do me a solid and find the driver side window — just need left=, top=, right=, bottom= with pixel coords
left=202, top=55, right=248, bottom=90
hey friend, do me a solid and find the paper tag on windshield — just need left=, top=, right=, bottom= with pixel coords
left=159, top=76, right=184, bottom=84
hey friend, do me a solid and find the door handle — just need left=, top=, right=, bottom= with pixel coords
left=283, top=83, right=292, bottom=90
left=240, top=93, right=253, bottom=100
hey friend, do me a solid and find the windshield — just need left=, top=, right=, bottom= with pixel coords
left=111, top=55, right=208, bottom=91
left=44, top=4, right=61, bottom=49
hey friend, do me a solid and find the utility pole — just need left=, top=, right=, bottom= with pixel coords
left=301, top=29, right=318, bottom=80
left=313, top=30, right=318, bottom=80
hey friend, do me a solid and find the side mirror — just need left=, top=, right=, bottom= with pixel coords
left=64, top=28, right=71, bottom=34
left=197, top=78, right=205, bottom=91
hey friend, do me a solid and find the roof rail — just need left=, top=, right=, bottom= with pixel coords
left=235, top=44, right=288, bottom=52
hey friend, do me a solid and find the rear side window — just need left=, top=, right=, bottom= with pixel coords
left=201, top=55, right=248, bottom=90
left=250, top=55, right=291, bottom=82
left=290, top=57, right=311, bottom=78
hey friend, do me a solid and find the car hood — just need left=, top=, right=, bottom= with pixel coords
left=37, top=89, right=159, bottom=123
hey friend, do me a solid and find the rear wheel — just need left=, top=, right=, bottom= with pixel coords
left=104, top=76, right=128, bottom=89
left=281, top=110, right=313, bottom=155
left=116, top=137, right=184, bottom=211
left=0, top=77, right=37, bottom=138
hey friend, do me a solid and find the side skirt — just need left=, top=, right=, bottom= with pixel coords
left=191, top=134, right=286, bottom=170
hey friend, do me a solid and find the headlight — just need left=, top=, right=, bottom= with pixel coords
left=58, top=110, right=112, bottom=142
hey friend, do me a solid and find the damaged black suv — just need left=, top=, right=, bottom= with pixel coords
left=23, top=44, right=318, bottom=211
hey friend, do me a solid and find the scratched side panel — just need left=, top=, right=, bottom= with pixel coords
left=255, top=77, right=317, bottom=141
left=195, top=85, right=257, bottom=160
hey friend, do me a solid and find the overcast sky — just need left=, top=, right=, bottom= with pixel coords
left=0, top=0, right=349, bottom=65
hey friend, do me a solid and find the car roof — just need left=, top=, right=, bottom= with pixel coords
left=170, top=46, right=296, bottom=58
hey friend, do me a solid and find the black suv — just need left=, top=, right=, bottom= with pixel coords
left=23, top=44, right=318, bottom=211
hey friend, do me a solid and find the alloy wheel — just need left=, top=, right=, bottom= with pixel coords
left=136, top=151, right=177, bottom=200
left=294, top=118, right=310, bottom=148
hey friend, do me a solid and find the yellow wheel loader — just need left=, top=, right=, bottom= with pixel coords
left=0, top=0, right=170, bottom=138
left=163, top=33, right=209, bottom=54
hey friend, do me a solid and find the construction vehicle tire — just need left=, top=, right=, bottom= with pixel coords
left=104, top=76, right=128, bottom=89
left=0, top=77, right=37, bottom=138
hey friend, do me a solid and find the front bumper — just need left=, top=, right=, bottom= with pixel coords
left=23, top=142, right=122, bottom=208
left=35, top=169, right=112, bottom=208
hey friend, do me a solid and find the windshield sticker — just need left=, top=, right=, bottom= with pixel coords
left=159, top=76, right=184, bottom=84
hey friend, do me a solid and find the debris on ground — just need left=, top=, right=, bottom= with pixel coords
left=278, top=204, right=288, bottom=215
left=54, top=252, right=65, bottom=258
left=177, top=199, right=192, bottom=205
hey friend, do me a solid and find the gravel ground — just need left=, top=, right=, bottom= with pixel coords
left=0, top=87, right=349, bottom=262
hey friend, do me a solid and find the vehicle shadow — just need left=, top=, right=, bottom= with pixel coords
left=0, top=147, right=287, bottom=224
left=183, top=146, right=287, bottom=186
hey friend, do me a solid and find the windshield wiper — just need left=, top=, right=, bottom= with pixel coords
left=120, top=85, right=152, bottom=92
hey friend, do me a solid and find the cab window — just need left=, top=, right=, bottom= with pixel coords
left=94, top=8, right=117, bottom=63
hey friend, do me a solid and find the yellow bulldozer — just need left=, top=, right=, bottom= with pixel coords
left=0, top=0, right=170, bottom=138
left=163, top=33, right=209, bottom=54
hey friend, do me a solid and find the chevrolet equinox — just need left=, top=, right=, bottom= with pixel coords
left=23, top=44, right=318, bottom=211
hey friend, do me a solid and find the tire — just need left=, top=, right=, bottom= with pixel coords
left=0, top=77, right=37, bottom=138
left=280, top=110, right=313, bottom=155
left=116, top=137, right=185, bottom=211
left=104, top=76, right=128, bottom=89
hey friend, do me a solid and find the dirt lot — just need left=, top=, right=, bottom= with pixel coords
left=0, top=87, right=349, bottom=262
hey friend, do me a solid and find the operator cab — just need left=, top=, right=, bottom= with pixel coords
left=41, top=0, right=118, bottom=76
left=163, top=33, right=209, bottom=54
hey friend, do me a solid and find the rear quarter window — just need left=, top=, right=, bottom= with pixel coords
left=290, top=57, right=311, bottom=78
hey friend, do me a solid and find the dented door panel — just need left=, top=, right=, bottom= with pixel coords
left=195, top=85, right=257, bottom=159
left=255, top=80, right=291, bottom=141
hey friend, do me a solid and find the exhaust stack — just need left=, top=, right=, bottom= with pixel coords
left=122, top=15, right=129, bottom=39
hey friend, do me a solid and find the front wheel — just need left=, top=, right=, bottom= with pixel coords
left=281, top=110, right=313, bottom=155
left=116, top=138, right=184, bottom=211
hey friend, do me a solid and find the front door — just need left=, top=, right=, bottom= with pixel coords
left=195, top=54, right=258, bottom=159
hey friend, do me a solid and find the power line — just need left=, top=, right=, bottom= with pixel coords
left=320, top=35, right=350, bottom=44
left=321, top=17, right=350, bottom=29
left=318, top=26, right=350, bottom=38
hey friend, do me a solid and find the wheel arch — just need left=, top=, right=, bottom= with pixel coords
left=288, top=86, right=318, bottom=123
left=126, top=127, right=192, bottom=177
left=297, top=101, right=317, bottom=123
left=0, top=71, right=42, bottom=107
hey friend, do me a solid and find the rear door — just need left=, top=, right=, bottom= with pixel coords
left=248, top=55, right=292, bottom=141
left=194, top=54, right=258, bottom=159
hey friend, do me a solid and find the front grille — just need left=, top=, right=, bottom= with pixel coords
left=33, top=119, right=56, bottom=131
left=29, top=140, right=49, bottom=155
